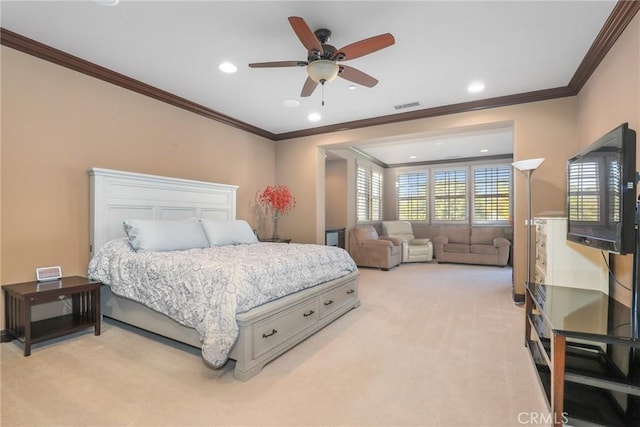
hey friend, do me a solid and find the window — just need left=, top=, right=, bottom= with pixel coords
left=397, top=172, right=428, bottom=221
left=357, top=161, right=383, bottom=223
left=473, top=166, right=511, bottom=223
left=433, top=169, right=467, bottom=222
left=395, top=161, right=512, bottom=226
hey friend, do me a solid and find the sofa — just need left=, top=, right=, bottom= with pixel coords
left=432, top=227, right=511, bottom=267
left=349, top=226, right=402, bottom=270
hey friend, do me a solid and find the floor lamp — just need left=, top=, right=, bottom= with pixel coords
left=512, top=158, right=545, bottom=303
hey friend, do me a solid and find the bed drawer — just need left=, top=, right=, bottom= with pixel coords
left=319, top=281, right=358, bottom=318
left=252, top=298, right=319, bottom=358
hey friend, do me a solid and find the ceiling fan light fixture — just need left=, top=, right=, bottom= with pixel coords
left=307, top=60, right=339, bottom=84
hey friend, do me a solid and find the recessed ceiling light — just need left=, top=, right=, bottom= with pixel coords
left=409, top=156, right=417, bottom=159
left=96, top=0, right=119, bottom=5
left=283, top=100, right=300, bottom=108
left=468, top=81, right=485, bottom=93
left=218, top=62, right=237, bottom=74
left=308, top=112, right=321, bottom=122
left=435, top=142, right=444, bottom=146
left=348, top=85, right=357, bottom=90
left=480, top=149, right=489, bottom=153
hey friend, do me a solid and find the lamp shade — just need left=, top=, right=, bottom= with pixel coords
left=307, top=60, right=340, bottom=83
left=512, top=158, right=545, bottom=172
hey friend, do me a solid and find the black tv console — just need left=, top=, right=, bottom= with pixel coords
left=525, top=282, right=640, bottom=426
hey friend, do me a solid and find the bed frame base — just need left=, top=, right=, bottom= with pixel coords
left=102, top=270, right=360, bottom=380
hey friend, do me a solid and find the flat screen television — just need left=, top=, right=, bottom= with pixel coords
left=566, top=123, right=637, bottom=255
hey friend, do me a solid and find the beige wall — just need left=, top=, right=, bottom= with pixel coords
left=1, top=47, right=276, bottom=326
left=576, top=13, right=640, bottom=305
left=325, top=159, right=348, bottom=229
left=277, top=99, right=579, bottom=297
left=577, top=13, right=639, bottom=146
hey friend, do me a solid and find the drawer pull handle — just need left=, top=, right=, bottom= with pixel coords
left=303, top=310, right=315, bottom=317
left=324, top=300, right=334, bottom=306
left=262, top=329, right=277, bottom=338
left=346, top=289, right=355, bottom=294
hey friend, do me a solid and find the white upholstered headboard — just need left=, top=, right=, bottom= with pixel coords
left=89, top=168, right=238, bottom=257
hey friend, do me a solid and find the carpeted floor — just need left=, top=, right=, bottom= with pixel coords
left=1, top=263, right=549, bottom=426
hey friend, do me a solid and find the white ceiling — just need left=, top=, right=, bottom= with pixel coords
left=348, top=122, right=515, bottom=167
left=0, top=1, right=618, bottom=164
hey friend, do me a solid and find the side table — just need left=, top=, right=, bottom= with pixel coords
left=3, top=276, right=101, bottom=356
left=259, top=237, right=292, bottom=243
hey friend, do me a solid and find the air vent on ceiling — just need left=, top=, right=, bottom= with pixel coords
left=394, top=101, right=420, bottom=110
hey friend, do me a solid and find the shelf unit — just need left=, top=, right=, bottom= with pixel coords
left=525, top=283, right=640, bottom=426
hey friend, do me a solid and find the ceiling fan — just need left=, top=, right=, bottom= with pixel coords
left=249, top=16, right=395, bottom=99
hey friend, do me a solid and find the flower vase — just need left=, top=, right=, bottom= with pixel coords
left=272, top=212, right=280, bottom=240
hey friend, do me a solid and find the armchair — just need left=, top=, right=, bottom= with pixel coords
left=348, top=226, right=401, bottom=270
left=382, top=221, right=433, bottom=263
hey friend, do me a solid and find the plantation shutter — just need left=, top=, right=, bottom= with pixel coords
left=371, top=170, right=383, bottom=221
left=356, top=160, right=384, bottom=223
left=433, top=169, right=467, bottom=222
left=397, top=172, right=428, bottom=221
left=356, top=165, right=370, bottom=222
left=473, top=166, right=511, bottom=223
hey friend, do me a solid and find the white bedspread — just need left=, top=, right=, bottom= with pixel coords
left=88, top=239, right=357, bottom=367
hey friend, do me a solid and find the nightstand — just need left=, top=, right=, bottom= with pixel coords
left=259, top=237, right=292, bottom=243
left=3, top=276, right=101, bottom=356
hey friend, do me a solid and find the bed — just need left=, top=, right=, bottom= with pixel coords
left=87, top=168, right=360, bottom=380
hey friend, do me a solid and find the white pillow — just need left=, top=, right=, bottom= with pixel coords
left=200, top=219, right=258, bottom=246
left=122, top=218, right=210, bottom=252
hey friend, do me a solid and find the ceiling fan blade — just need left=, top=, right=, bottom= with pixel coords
left=249, top=61, right=307, bottom=68
left=301, top=77, right=318, bottom=97
left=338, top=65, right=378, bottom=87
left=288, top=16, right=323, bottom=55
left=334, top=33, right=395, bottom=61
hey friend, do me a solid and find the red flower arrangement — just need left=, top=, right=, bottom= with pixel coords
left=255, top=185, right=296, bottom=216
left=256, top=185, right=296, bottom=239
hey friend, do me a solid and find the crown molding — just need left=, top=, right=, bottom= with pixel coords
left=1, top=1, right=637, bottom=142
left=274, top=86, right=575, bottom=140
left=568, top=0, right=640, bottom=92
left=0, top=27, right=276, bottom=141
